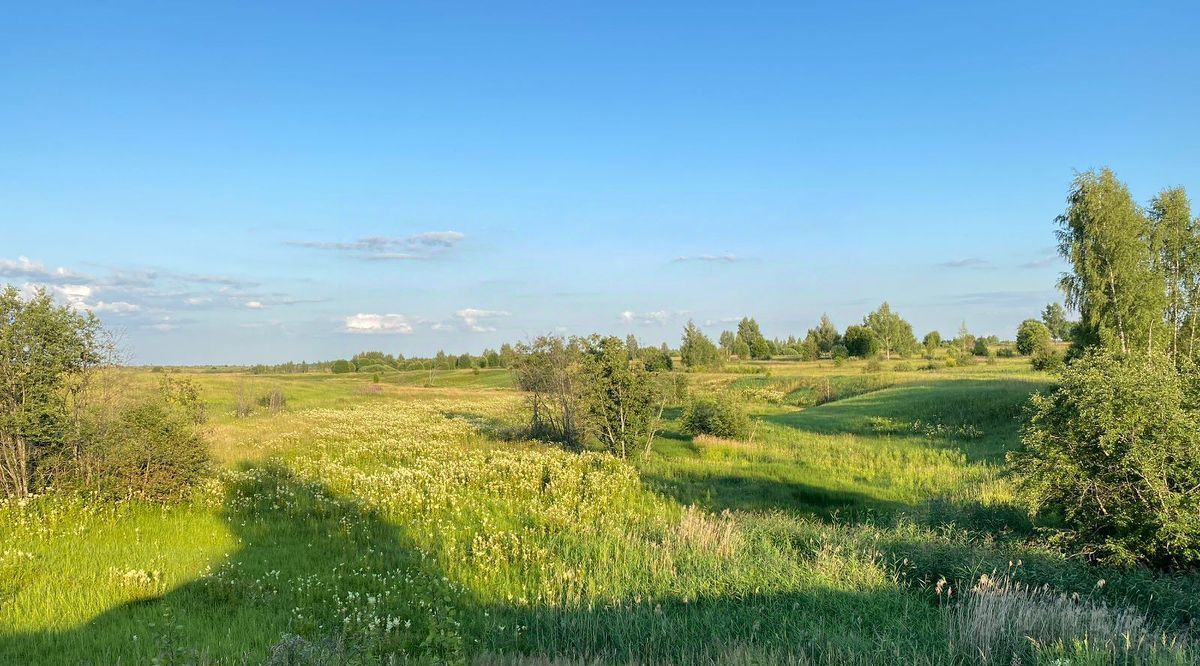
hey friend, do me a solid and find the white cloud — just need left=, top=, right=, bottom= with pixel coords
left=245, top=300, right=265, bottom=309
left=185, top=296, right=212, bottom=305
left=619, top=310, right=680, bottom=326
left=343, top=313, right=414, bottom=334
left=289, top=231, right=466, bottom=260
left=0, top=256, right=81, bottom=282
left=454, top=308, right=509, bottom=332
left=90, top=301, right=140, bottom=314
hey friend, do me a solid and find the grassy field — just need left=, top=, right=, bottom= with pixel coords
left=3, top=358, right=1199, bottom=664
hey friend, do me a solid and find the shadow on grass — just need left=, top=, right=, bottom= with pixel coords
left=762, top=378, right=1047, bottom=464
left=0, top=464, right=949, bottom=664
left=642, top=469, right=908, bottom=521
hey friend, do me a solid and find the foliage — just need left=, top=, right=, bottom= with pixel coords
left=0, top=286, right=106, bottom=498
left=79, top=389, right=210, bottom=502
left=577, top=335, right=658, bottom=458
left=1030, top=348, right=1064, bottom=372
left=735, top=317, right=771, bottom=360
left=842, top=325, right=878, bottom=358
left=330, top=360, right=355, bottom=374
left=681, top=393, right=750, bottom=439
left=512, top=336, right=581, bottom=444
left=1041, top=303, right=1072, bottom=342
left=863, top=302, right=916, bottom=359
left=971, top=338, right=989, bottom=356
left=809, top=314, right=840, bottom=355
left=680, top=321, right=723, bottom=370
left=922, top=331, right=941, bottom=358
left=1013, top=349, right=1200, bottom=567
left=1015, top=319, right=1053, bottom=356
left=1057, top=168, right=1164, bottom=357
left=637, top=345, right=673, bottom=372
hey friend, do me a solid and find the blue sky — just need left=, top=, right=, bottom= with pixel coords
left=3, top=2, right=1198, bottom=364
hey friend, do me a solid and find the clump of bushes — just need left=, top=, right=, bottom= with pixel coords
left=1030, top=348, right=1064, bottom=371
left=1013, top=349, right=1200, bottom=567
left=681, top=394, right=750, bottom=440
left=862, top=357, right=883, bottom=373
left=81, top=391, right=209, bottom=502
left=257, top=388, right=287, bottom=413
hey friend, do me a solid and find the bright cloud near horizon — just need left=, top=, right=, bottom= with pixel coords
left=3, top=3, right=1198, bottom=364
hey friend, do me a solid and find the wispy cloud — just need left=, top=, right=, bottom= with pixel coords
left=343, top=313, right=414, bottom=334
left=938, top=257, right=994, bottom=270
left=454, top=308, right=509, bottom=333
left=289, top=231, right=465, bottom=261
left=0, top=256, right=81, bottom=283
left=672, top=253, right=740, bottom=264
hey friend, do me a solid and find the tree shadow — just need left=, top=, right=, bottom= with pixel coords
left=0, top=463, right=463, bottom=664
left=641, top=469, right=908, bottom=521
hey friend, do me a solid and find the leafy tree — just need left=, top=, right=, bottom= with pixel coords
left=625, top=334, right=640, bottom=360
left=499, top=343, right=517, bottom=368
left=863, top=302, right=915, bottom=360
left=1149, top=187, right=1197, bottom=361
left=1041, top=303, right=1072, bottom=342
left=735, top=317, right=771, bottom=360
left=638, top=345, right=673, bottom=372
left=922, top=331, right=941, bottom=357
left=799, top=332, right=820, bottom=361
left=972, top=338, right=989, bottom=356
left=718, top=330, right=736, bottom=357
left=0, top=286, right=105, bottom=497
left=842, top=325, right=878, bottom=358
left=811, top=314, right=840, bottom=354
left=578, top=336, right=657, bottom=458
left=680, top=321, right=723, bottom=370
left=954, top=321, right=975, bottom=354
left=1016, top=319, right=1053, bottom=356
left=1057, top=168, right=1164, bottom=356
left=330, top=360, right=355, bottom=374
left=512, top=336, right=582, bottom=444
left=732, top=339, right=751, bottom=359
left=1012, top=349, right=1200, bottom=567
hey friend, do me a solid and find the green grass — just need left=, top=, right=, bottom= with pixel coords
left=3, top=361, right=1199, bottom=664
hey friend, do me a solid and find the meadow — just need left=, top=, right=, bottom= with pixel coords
left=3, top=358, right=1199, bottom=664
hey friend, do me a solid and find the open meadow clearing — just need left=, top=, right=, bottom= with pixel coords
left=4, top=358, right=1199, bottom=664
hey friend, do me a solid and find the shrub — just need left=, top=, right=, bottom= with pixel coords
left=1012, top=349, right=1200, bottom=567
left=257, top=388, right=286, bottom=414
left=330, top=360, right=355, bottom=374
left=893, top=361, right=913, bottom=372
left=1030, top=348, right=1064, bottom=371
left=830, top=344, right=849, bottom=361
left=681, top=394, right=750, bottom=440
left=1016, top=319, right=1053, bottom=356
left=997, top=346, right=1017, bottom=358
left=972, top=338, right=989, bottom=356
left=82, top=397, right=210, bottom=502
left=862, top=357, right=883, bottom=373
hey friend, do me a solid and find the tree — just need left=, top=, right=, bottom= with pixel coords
left=799, top=331, right=820, bottom=361
left=1149, top=187, right=1197, bottom=361
left=922, top=331, right=941, bottom=357
left=512, top=336, right=582, bottom=444
left=718, top=330, right=736, bottom=357
left=1041, top=303, right=1072, bottom=342
left=1015, top=319, right=1053, bottom=356
left=811, top=314, right=840, bottom=354
left=1012, top=349, right=1200, bottom=567
left=842, top=325, right=878, bottom=358
left=972, top=338, right=989, bottom=356
left=680, top=321, right=722, bottom=370
left=863, top=302, right=915, bottom=360
left=1057, top=168, right=1164, bottom=356
left=954, top=321, right=975, bottom=354
left=625, top=334, right=640, bottom=360
left=578, top=335, right=657, bottom=459
left=330, top=359, right=355, bottom=374
left=637, top=345, right=673, bottom=372
left=736, top=317, right=771, bottom=360
left=1, top=286, right=106, bottom=497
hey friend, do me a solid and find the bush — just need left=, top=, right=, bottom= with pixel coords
left=257, top=388, right=286, bottom=413
left=330, top=360, right=355, bottom=374
left=863, top=357, right=883, bottom=373
left=1030, top=348, right=1064, bottom=371
left=681, top=394, right=750, bottom=440
left=831, top=344, right=849, bottom=361
left=1012, top=349, right=1200, bottom=567
left=997, top=346, right=1017, bottom=358
left=894, top=361, right=913, bottom=372
left=1016, top=319, right=1053, bottom=356
left=82, top=398, right=209, bottom=501
left=972, top=338, right=989, bottom=356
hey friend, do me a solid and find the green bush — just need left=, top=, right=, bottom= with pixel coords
left=1017, top=319, right=1053, bottom=355
left=82, top=398, right=209, bottom=502
left=1031, top=348, right=1064, bottom=371
left=1012, top=349, right=1200, bottom=567
left=863, top=357, right=883, bottom=373
left=997, top=346, right=1017, bottom=358
left=681, top=394, right=750, bottom=440
left=972, top=338, right=989, bottom=356
left=330, top=359, right=355, bottom=374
